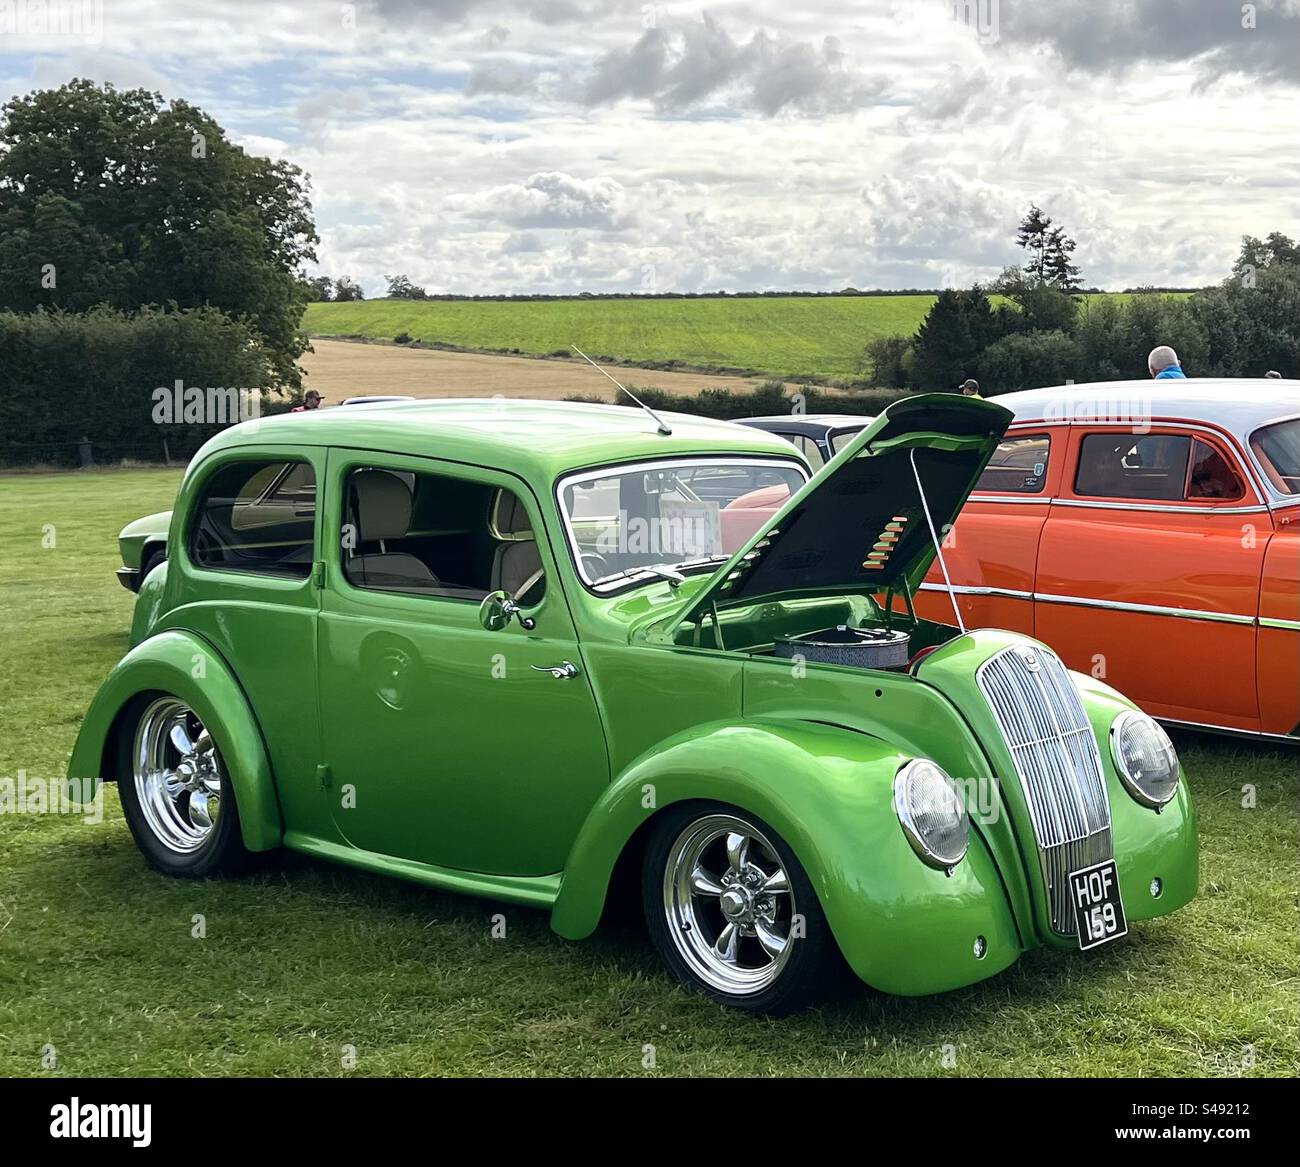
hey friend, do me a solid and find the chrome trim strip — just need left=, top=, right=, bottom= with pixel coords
left=1034, top=592, right=1256, bottom=625
left=918, top=582, right=1034, bottom=600
left=967, top=494, right=1050, bottom=505
left=1259, top=616, right=1300, bottom=631
left=919, top=581, right=1262, bottom=627
left=1048, top=498, right=1269, bottom=515
left=1160, top=718, right=1300, bottom=744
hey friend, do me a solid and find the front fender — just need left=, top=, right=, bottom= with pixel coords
left=67, top=630, right=282, bottom=851
left=552, top=719, right=1022, bottom=996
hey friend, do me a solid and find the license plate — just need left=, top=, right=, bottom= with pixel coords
left=1068, top=859, right=1128, bottom=951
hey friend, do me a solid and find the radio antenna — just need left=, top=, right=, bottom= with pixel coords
left=571, top=344, right=671, bottom=435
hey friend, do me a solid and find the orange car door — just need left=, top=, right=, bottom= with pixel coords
left=1035, top=425, right=1266, bottom=731
left=915, top=426, right=1060, bottom=633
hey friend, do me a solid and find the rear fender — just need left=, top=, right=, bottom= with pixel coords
left=67, top=630, right=282, bottom=851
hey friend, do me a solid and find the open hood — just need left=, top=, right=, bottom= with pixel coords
left=673, top=393, right=1013, bottom=629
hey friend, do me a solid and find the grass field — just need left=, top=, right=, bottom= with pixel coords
left=1, top=468, right=1295, bottom=1078
left=304, top=295, right=939, bottom=380
left=303, top=293, right=1158, bottom=382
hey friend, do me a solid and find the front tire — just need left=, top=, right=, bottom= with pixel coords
left=116, top=693, right=250, bottom=877
left=643, top=803, right=842, bottom=1015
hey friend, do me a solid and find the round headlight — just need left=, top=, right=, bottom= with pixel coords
left=1110, top=710, right=1180, bottom=808
left=894, top=759, right=969, bottom=869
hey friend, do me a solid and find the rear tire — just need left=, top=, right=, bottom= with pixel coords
left=642, top=802, right=842, bottom=1015
left=115, top=693, right=251, bottom=878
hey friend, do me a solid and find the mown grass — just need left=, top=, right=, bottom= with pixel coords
left=303, top=293, right=1157, bottom=382
left=0, top=468, right=1295, bottom=1077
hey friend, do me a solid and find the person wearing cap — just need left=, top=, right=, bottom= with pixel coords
left=959, top=378, right=982, bottom=398
left=1147, top=346, right=1186, bottom=379
left=291, top=390, right=324, bottom=412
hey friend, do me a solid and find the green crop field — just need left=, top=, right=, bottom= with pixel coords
left=303, top=293, right=1160, bottom=382
left=0, top=467, right=1295, bottom=1077
left=304, top=295, right=937, bottom=380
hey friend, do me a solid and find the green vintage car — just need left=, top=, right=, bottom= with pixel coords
left=73, top=395, right=1197, bottom=1013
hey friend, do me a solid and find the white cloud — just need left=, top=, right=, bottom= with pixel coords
left=0, top=0, right=1294, bottom=295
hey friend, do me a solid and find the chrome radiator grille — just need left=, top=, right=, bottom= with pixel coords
left=978, top=645, right=1113, bottom=934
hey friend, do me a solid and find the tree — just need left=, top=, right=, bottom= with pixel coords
left=332, top=276, right=365, bottom=301
left=912, top=288, right=1007, bottom=390
left=0, top=80, right=318, bottom=388
left=977, top=330, right=1082, bottom=393
left=385, top=273, right=428, bottom=300
left=1016, top=205, right=1054, bottom=284
left=1044, top=225, right=1082, bottom=290
left=1233, top=232, right=1300, bottom=281
left=304, top=276, right=334, bottom=302
left=865, top=334, right=915, bottom=389
left=1015, top=205, right=1081, bottom=289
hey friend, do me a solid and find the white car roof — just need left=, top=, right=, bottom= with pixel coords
left=996, top=378, right=1299, bottom=441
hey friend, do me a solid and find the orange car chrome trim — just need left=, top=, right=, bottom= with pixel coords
left=917, top=582, right=1278, bottom=628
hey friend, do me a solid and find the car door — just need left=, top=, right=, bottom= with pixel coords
left=1034, top=424, right=1267, bottom=730
left=317, top=449, right=610, bottom=876
left=915, top=426, right=1061, bottom=633
left=172, top=449, right=324, bottom=833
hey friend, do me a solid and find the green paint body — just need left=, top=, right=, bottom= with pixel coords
left=72, top=398, right=1198, bottom=996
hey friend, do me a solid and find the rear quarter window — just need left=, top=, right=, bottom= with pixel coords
left=189, top=460, right=317, bottom=578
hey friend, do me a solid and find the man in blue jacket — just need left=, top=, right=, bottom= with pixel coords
left=1148, top=345, right=1186, bottom=378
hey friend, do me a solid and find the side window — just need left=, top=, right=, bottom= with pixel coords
left=976, top=433, right=1051, bottom=494
left=1075, top=433, right=1192, bottom=501
left=1186, top=440, right=1245, bottom=501
left=190, top=460, right=316, bottom=577
left=342, top=467, right=544, bottom=604
left=794, top=435, right=825, bottom=469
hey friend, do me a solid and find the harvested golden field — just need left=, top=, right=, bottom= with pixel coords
left=300, top=338, right=774, bottom=403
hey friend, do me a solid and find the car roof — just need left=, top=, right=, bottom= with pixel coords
left=201, top=398, right=804, bottom=481
left=741, top=414, right=877, bottom=435
left=995, top=379, right=1299, bottom=440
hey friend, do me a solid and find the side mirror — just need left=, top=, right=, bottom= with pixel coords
left=479, top=589, right=536, bottom=632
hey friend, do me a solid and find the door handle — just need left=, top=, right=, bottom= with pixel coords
left=531, top=660, right=580, bottom=680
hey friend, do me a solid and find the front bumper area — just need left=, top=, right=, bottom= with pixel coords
left=115, top=565, right=141, bottom=592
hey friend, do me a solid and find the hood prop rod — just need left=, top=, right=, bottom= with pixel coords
left=909, top=447, right=966, bottom=635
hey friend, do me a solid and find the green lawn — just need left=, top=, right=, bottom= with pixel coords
left=0, top=468, right=1295, bottom=1077
left=303, top=293, right=1160, bottom=382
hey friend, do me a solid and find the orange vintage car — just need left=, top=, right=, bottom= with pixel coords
left=909, top=380, right=1300, bottom=741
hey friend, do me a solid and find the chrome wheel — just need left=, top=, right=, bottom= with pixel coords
left=132, top=698, right=222, bottom=854
left=663, top=813, right=797, bottom=996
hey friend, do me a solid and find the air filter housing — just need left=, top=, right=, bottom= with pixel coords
left=773, top=625, right=911, bottom=671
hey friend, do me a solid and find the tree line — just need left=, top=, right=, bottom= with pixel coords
left=869, top=218, right=1299, bottom=392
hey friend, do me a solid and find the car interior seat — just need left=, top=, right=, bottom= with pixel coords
left=488, top=489, right=544, bottom=603
left=347, top=469, right=441, bottom=590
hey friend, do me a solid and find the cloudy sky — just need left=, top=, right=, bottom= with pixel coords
left=2, top=0, right=1297, bottom=294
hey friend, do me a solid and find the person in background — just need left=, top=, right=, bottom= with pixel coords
left=959, top=378, right=982, bottom=398
left=291, top=389, right=324, bottom=412
left=1147, top=346, right=1186, bottom=379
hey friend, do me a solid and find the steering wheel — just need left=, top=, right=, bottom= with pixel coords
left=581, top=552, right=610, bottom=579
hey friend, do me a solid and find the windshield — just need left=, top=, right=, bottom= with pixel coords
left=1251, top=418, right=1300, bottom=495
left=830, top=426, right=868, bottom=455
left=559, top=458, right=807, bottom=590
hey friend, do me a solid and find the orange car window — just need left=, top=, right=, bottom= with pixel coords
left=975, top=433, right=1050, bottom=494
left=1251, top=419, right=1300, bottom=495
left=1186, top=440, right=1246, bottom=501
left=1075, top=433, right=1191, bottom=501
